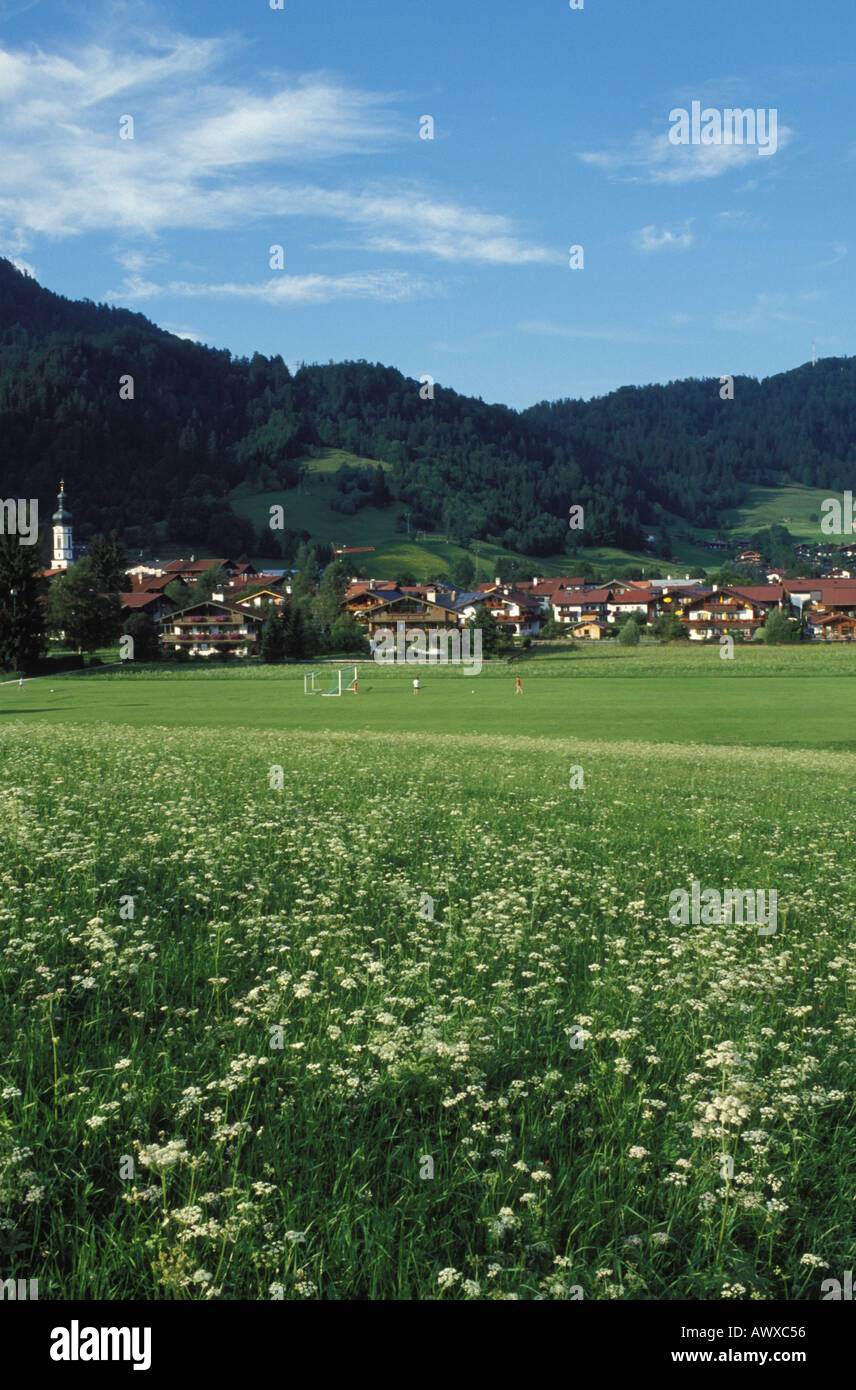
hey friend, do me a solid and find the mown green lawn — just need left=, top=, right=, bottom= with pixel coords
left=4, top=645, right=855, bottom=750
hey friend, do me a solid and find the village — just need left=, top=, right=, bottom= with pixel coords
left=33, top=484, right=856, bottom=661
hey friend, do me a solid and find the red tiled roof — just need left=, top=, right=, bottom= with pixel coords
left=813, top=612, right=856, bottom=626
left=128, top=573, right=176, bottom=593
left=119, top=592, right=166, bottom=609
left=223, top=573, right=283, bottom=590
left=531, top=577, right=585, bottom=595
left=729, top=585, right=784, bottom=603
left=164, top=557, right=231, bottom=575
left=784, top=577, right=855, bottom=591
left=561, top=586, right=612, bottom=603
left=610, top=587, right=655, bottom=603
left=818, top=587, right=856, bottom=607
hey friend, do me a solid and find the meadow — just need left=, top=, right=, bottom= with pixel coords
left=0, top=650, right=854, bottom=1299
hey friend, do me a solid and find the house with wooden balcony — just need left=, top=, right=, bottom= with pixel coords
left=679, top=585, right=782, bottom=640
left=361, top=590, right=465, bottom=641
left=342, top=581, right=400, bottom=622
left=812, top=612, right=856, bottom=640
left=159, top=599, right=266, bottom=657
left=607, top=586, right=658, bottom=623
left=465, top=585, right=542, bottom=636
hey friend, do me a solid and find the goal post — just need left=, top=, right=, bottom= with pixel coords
left=319, top=666, right=359, bottom=697
left=303, top=671, right=321, bottom=694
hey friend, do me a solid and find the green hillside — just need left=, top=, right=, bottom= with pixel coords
left=229, top=450, right=574, bottom=581
left=228, top=459, right=842, bottom=581
left=720, top=484, right=837, bottom=543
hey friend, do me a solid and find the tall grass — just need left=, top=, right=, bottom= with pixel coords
left=1, top=723, right=853, bottom=1299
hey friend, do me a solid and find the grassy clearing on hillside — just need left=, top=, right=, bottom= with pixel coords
left=230, top=479, right=569, bottom=582
left=1, top=721, right=853, bottom=1300
left=720, top=485, right=836, bottom=545
left=228, top=449, right=580, bottom=580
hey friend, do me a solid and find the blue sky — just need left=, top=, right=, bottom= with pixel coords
left=0, top=0, right=852, bottom=408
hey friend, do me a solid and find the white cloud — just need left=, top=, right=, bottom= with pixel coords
left=110, top=270, right=430, bottom=306
left=0, top=27, right=553, bottom=274
left=580, top=123, right=792, bottom=184
left=632, top=223, right=694, bottom=254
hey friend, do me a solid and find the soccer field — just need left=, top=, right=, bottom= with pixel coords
left=3, top=643, right=856, bottom=749
left=1, top=649, right=854, bottom=1299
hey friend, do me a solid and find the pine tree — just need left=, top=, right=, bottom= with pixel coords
left=0, top=534, right=46, bottom=671
left=260, top=611, right=288, bottom=663
left=468, top=604, right=502, bottom=656
left=284, top=602, right=312, bottom=659
left=315, top=560, right=347, bottom=629
left=292, top=542, right=317, bottom=599
left=86, top=532, right=128, bottom=593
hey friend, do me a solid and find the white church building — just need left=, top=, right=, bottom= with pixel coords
left=44, top=481, right=77, bottom=574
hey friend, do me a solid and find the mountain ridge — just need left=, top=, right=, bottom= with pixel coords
left=1, top=258, right=854, bottom=562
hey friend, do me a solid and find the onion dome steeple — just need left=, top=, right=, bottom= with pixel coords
left=53, top=480, right=72, bottom=525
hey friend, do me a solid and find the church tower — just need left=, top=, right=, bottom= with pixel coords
left=52, top=481, right=73, bottom=570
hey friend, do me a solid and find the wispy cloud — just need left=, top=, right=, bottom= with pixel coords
left=517, top=320, right=664, bottom=344
left=818, top=241, right=847, bottom=268
left=0, top=24, right=553, bottom=281
left=110, top=270, right=430, bottom=306
left=714, top=291, right=820, bottom=333
left=632, top=222, right=694, bottom=254
left=581, top=124, right=792, bottom=184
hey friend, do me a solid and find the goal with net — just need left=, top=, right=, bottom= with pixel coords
left=305, top=666, right=359, bottom=696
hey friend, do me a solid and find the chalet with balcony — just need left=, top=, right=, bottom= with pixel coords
left=550, top=586, right=612, bottom=625
left=607, top=586, right=657, bottom=623
left=362, top=591, right=464, bottom=641
left=163, top=557, right=257, bottom=585
left=466, top=585, right=542, bottom=636
left=342, top=581, right=400, bottom=621
left=160, top=599, right=266, bottom=657
left=679, top=585, right=782, bottom=640
left=735, top=548, right=764, bottom=567
left=527, top=577, right=587, bottom=611
left=812, top=612, right=856, bottom=640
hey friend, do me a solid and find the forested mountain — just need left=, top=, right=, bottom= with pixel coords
left=524, top=363, right=856, bottom=530
left=1, top=257, right=854, bottom=557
